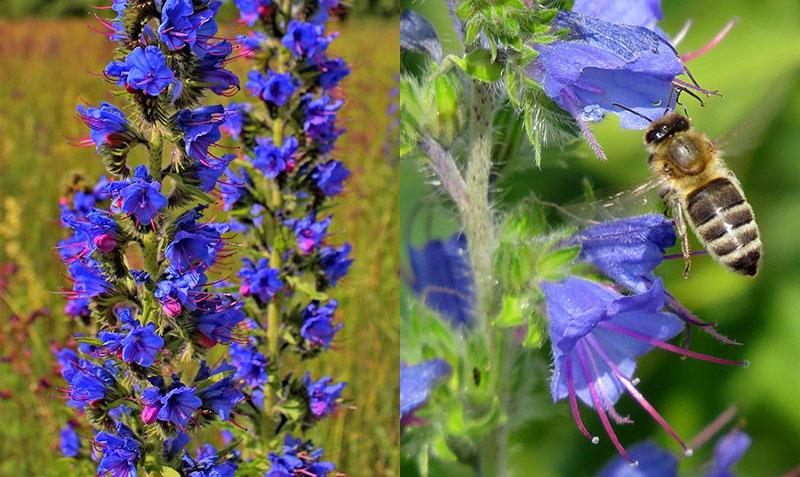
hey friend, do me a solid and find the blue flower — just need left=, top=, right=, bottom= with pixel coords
left=302, top=94, right=343, bottom=153
left=285, top=213, right=332, bottom=255
left=300, top=300, right=342, bottom=349
left=317, top=57, right=350, bottom=90
left=196, top=153, right=235, bottom=192
left=199, top=376, right=245, bottom=421
left=59, top=423, right=81, bottom=457
left=195, top=303, right=246, bottom=346
left=707, top=430, right=750, bottom=477
left=252, top=136, right=298, bottom=178
left=68, top=260, right=111, bottom=299
left=319, top=243, right=352, bottom=286
left=77, top=102, right=133, bottom=152
left=311, top=160, right=349, bottom=196
left=220, top=166, right=251, bottom=211
left=400, top=359, right=451, bottom=425
left=181, top=444, right=239, bottom=477
left=95, top=424, right=141, bottom=477
left=408, top=234, right=474, bottom=328
left=266, top=436, right=336, bottom=477
left=304, top=374, right=345, bottom=418
left=595, top=441, right=677, bottom=477
left=529, top=11, right=684, bottom=158
left=282, top=21, right=330, bottom=59
left=543, top=276, right=744, bottom=460
left=247, top=70, right=298, bottom=106
left=233, top=0, right=272, bottom=27
left=567, top=214, right=676, bottom=293
left=107, top=46, right=175, bottom=96
left=158, top=385, right=202, bottom=427
left=159, top=0, right=196, bottom=50
left=221, top=102, right=250, bottom=140
left=230, top=343, right=269, bottom=388
left=572, top=0, right=663, bottom=30
left=165, top=209, right=228, bottom=274
left=107, top=165, right=168, bottom=224
left=238, top=258, right=283, bottom=302
left=176, top=105, right=226, bottom=164
left=155, top=271, right=206, bottom=317
left=197, top=40, right=240, bottom=96
left=120, top=323, right=164, bottom=367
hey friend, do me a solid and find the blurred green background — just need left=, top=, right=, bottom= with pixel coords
left=0, top=11, right=399, bottom=477
left=401, top=0, right=800, bottom=475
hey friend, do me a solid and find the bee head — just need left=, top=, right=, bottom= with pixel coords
left=645, top=113, right=690, bottom=145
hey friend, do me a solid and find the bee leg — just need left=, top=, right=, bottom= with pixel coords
left=671, top=198, right=692, bottom=278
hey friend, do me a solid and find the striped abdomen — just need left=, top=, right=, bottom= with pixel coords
left=686, top=177, right=762, bottom=276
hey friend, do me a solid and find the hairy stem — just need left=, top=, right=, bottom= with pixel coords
left=419, top=137, right=469, bottom=212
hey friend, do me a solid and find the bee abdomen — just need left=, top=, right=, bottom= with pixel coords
left=687, top=177, right=762, bottom=276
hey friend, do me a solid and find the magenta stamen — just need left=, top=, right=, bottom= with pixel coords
left=688, top=405, right=737, bottom=450
left=663, top=250, right=708, bottom=261
left=566, top=356, right=595, bottom=442
left=598, top=322, right=747, bottom=366
left=576, top=346, right=633, bottom=462
left=666, top=294, right=741, bottom=345
left=671, top=19, right=693, bottom=46
left=562, top=88, right=607, bottom=160
left=672, top=78, right=719, bottom=97
left=586, top=335, right=690, bottom=453
left=681, top=18, right=738, bottom=63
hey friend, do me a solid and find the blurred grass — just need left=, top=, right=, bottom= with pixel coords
left=0, top=17, right=399, bottom=476
left=402, top=0, right=800, bottom=475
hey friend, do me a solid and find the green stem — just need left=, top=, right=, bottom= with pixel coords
left=148, top=127, right=163, bottom=181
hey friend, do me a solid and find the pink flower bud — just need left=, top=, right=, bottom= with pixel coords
left=162, top=299, right=182, bottom=318
left=141, top=404, right=160, bottom=424
left=93, top=234, right=118, bottom=253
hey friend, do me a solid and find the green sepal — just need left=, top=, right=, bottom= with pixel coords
left=536, top=245, right=580, bottom=280
left=494, top=294, right=526, bottom=328
left=452, top=49, right=503, bottom=83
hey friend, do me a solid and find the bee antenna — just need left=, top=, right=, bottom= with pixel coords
left=611, top=103, right=654, bottom=123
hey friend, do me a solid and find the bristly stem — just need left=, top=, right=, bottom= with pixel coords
left=148, top=127, right=163, bottom=181
left=266, top=117, right=285, bottom=359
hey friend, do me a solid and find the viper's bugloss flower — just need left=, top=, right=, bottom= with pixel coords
left=300, top=300, right=342, bottom=349
left=62, top=358, right=116, bottom=408
left=68, top=260, right=111, bottom=299
left=708, top=430, right=750, bottom=477
left=107, top=165, right=168, bottom=224
left=59, top=423, right=81, bottom=457
left=530, top=11, right=682, bottom=133
left=572, top=0, right=663, bottom=30
left=568, top=214, right=676, bottom=293
left=197, top=153, right=235, bottom=192
left=195, top=303, right=246, bottom=346
left=221, top=103, right=250, bottom=140
left=220, top=166, right=251, bottom=211
left=317, top=57, right=350, bottom=90
left=181, top=444, right=239, bottom=477
left=239, top=258, right=283, bottom=302
left=95, top=424, right=141, bottom=477
left=285, top=213, right=332, bottom=255
left=165, top=209, right=229, bottom=274
left=230, top=342, right=269, bottom=387
left=158, top=385, right=202, bottom=427
left=282, top=21, right=331, bottom=59
left=543, top=277, right=745, bottom=460
left=408, top=234, right=474, bottom=328
left=252, top=136, right=298, bottom=178
left=176, top=105, right=226, bottom=164
left=246, top=70, right=298, bottom=106
left=120, top=323, right=164, bottom=367
left=319, top=243, right=353, bottom=286
left=159, top=0, right=221, bottom=51
left=301, top=94, right=343, bottom=153
left=155, top=272, right=206, bottom=316
left=107, top=46, right=176, bottom=96
left=197, top=40, right=240, bottom=96
left=199, top=375, right=245, bottom=421
left=399, top=359, right=451, bottom=425
left=304, top=374, right=345, bottom=418
left=77, top=102, right=133, bottom=152
left=595, top=441, right=677, bottom=477
left=266, top=436, right=336, bottom=477
left=311, top=160, right=350, bottom=197
left=233, top=0, right=272, bottom=27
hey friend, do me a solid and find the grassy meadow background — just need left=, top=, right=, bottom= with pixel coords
left=0, top=14, right=399, bottom=477
left=401, top=0, right=800, bottom=475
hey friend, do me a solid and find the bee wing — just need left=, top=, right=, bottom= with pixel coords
left=713, top=71, right=797, bottom=157
left=542, top=177, right=668, bottom=225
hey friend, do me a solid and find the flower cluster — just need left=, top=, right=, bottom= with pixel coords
left=55, top=1, right=256, bottom=475
left=214, top=0, right=353, bottom=472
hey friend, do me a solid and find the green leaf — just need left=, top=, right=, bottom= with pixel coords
left=536, top=245, right=580, bottom=280
left=523, top=317, right=545, bottom=348
left=452, top=49, right=503, bottom=83
left=494, top=295, right=526, bottom=327
left=160, top=467, right=181, bottom=477
left=285, top=275, right=328, bottom=301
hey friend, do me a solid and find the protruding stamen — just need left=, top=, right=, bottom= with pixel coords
left=599, top=322, right=747, bottom=366
left=681, top=18, right=738, bottom=63
left=576, top=346, right=633, bottom=462
left=566, top=356, right=594, bottom=442
left=689, top=405, right=737, bottom=450
left=671, top=19, right=693, bottom=46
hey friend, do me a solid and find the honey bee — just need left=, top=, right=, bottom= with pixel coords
left=641, top=111, right=762, bottom=277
